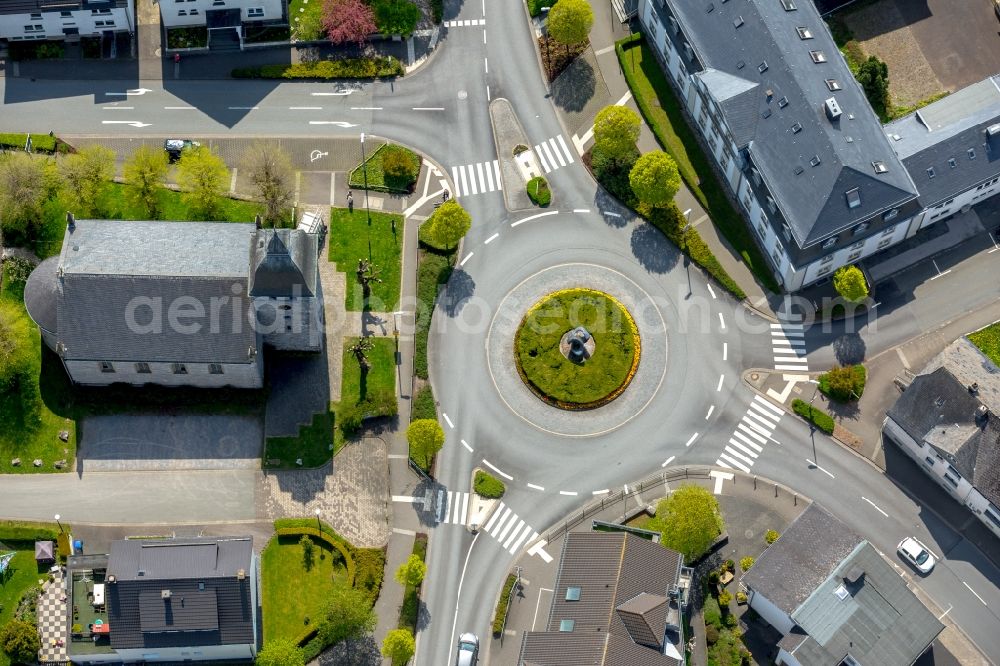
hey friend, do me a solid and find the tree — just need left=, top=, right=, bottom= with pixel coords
left=856, top=55, right=889, bottom=111
left=394, top=554, right=426, bottom=588
left=650, top=485, right=724, bottom=562
left=316, top=582, right=376, bottom=646
left=0, top=619, right=40, bottom=664
left=381, top=629, right=415, bottom=664
left=381, top=145, right=420, bottom=191
left=832, top=265, right=868, bottom=302
left=59, top=144, right=115, bottom=217
left=420, top=200, right=471, bottom=250
left=373, top=0, right=420, bottom=37
left=547, top=0, right=593, bottom=49
left=175, top=145, right=229, bottom=219
left=356, top=258, right=383, bottom=302
left=322, top=0, right=376, bottom=46
left=240, top=141, right=294, bottom=226
left=349, top=336, right=375, bottom=374
left=0, top=300, right=36, bottom=395
left=300, top=534, right=316, bottom=571
left=123, top=145, right=168, bottom=218
left=629, top=151, right=681, bottom=208
left=407, top=418, right=444, bottom=469
left=0, top=153, right=52, bottom=245
left=256, top=638, right=305, bottom=666
left=593, top=105, right=640, bottom=166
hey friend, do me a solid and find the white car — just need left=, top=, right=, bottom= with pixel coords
left=897, top=537, right=936, bottom=574
left=456, top=633, right=479, bottom=666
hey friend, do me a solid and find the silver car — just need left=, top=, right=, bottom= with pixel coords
left=897, top=537, right=936, bottom=574
left=456, top=632, right=479, bottom=666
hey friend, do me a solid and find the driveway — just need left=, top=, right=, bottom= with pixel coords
left=79, top=413, right=263, bottom=471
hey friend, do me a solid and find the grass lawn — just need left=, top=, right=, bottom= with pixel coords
left=289, top=0, right=323, bottom=40
left=348, top=144, right=421, bottom=194
left=340, top=336, right=397, bottom=416
left=261, top=534, right=351, bottom=644
left=515, top=289, right=638, bottom=406
left=414, top=246, right=456, bottom=379
left=0, top=545, right=44, bottom=666
left=617, top=35, right=780, bottom=294
left=969, top=322, right=1000, bottom=369
left=263, top=410, right=336, bottom=469
left=328, top=207, right=404, bottom=312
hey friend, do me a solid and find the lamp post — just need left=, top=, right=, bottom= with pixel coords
left=806, top=379, right=820, bottom=467
left=680, top=208, right=693, bottom=297
left=360, top=133, right=373, bottom=262
left=54, top=514, right=63, bottom=533
left=541, top=7, right=552, bottom=84
left=314, top=508, right=322, bottom=532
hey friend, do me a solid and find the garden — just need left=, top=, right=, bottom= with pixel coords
left=327, top=206, right=405, bottom=311
left=969, top=321, right=1000, bottom=368
left=290, top=0, right=431, bottom=42
left=349, top=144, right=422, bottom=194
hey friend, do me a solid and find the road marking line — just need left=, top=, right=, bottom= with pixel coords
left=527, top=483, right=545, bottom=491
left=164, top=106, right=195, bottom=110
left=493, top=160, right=502, bottom=190
left=723, top=342, right=728, bottom=361
left=594, top=44, right=615, bottom=55
left=806, top=459, right=835, bottom=478
left=938, top=604, right=952, bottom=620
left=466, top=163, right=478, bottom=195
left=484, top=160, right=495, bottom=191
left=392, top=495, right=417, bottom=502
left=774, top=323, right=804, bottom=330
left=228, top=106, right=259, bottom=110
left=710, top=469, right=735, bottom=493
left=604, top=211, right=621, bottom=217
left=724, top=446, right=755, bottom=466
left=482, top=459, right=514, bottom=480
left=288, top=106, right=322, bottom=110
left=705, top=405, right=715, bottom=419
left=102, top=106, right=134, bottom=110
left=774, top=356, right=808, bottom=363
left=461, top=439, right=473, bottom=452
left=685, top=432, right=699, bottom=447
left=718, top=312, right=726, bottom=329
left=747, top=404, right=779, bottom=426
left=557, top=135, right=576, bottom=163
left=460, top=252, right=474, bottom=266
left=484, top=232, right=499, bottom=244
left=715, top=459, right=731, bottom=470
left=728, top=439, right=759, bottom=459
left=453, top=491, right=463, bottom=523
left=549, top=138, right=567, bottom=167
left=483, top=503, right=505, bottom=532
left=718, top=453, right=750, bottom=473
left=502, top=519, right=525, bottom=549
left=527, top=537, right=552, bottom=563
left=963, top=582, right=987, bottom=605
left=753, top=395, right=785, bottom=416
left=484, top=56, right=488, bottom=73
left=573, top=208, right=590, bottom=213
left=413, top=107, right=445, bottom=110
left=489, top=507, right=513, bottom=537
left=861, top=496, right=888, bottom=517
left=350, top=106, right=383, bottom=110
left=476, top=161, right=487, bottom=192
left=775, top=364, right=810, bottom=371
left=443, top=412, right=455, bottom=428
left=559, top=490, right=578, bottom=496
left=512, top=210, right=558, bottom=227
left=707, top=284, right=716, bottom=299
left=447, top=532, right=480, bottom=656
left=509, top=524, right=534, bottom=553
left=661, top=455, right=676, bottom=468
left=461, top=492, right=469, bottom=523
left=535, top=142, right=552, bottom=172
left=717, top=374, right=725, bottom=391
left=735, top=425, right=767, bottom=447
left=487, top=84, right=491, bottom=101
left=592, top=489, right=610, bottom=495
left=495, top=512, right=519, bottom=542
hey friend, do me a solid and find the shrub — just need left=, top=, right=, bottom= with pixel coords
left=0, top=133, right=61, bottom=153
left=411, top=384, right=437, bottom=421
left=419, top=200, right=471, bottom=250
left=736, top=591, right=747, bottom=605
left=833, top=265, right=869, bottom=302
left=792, top=399, right=835, bottom=435
left=491, top=574, right=518, bottom=638
left=707, top=570, right=720, bottom=587
left=703, top=595, right=721, bottom=628
left=526, top=0, right=546, bottom=17
left=353, top=548, right=386, bottom=604
left=232, top=56, right=403, bottom=80
left=373, top=0, right=420, bottom=36
left=430, top=0, right=443, bottom=22
left=722, top=559, right=735, bottom=573
left=526, top=176, right=551, bottom=206
left=474, top=470, right=506, bottom=498
left=705, top=624, right=719, bottom=645
left=381, top=144, right=420, bottom=188
left=765, top=529, right=780, bottom=545
left=649, top=485, right=725, bottom=563
left=718, top=590, right=732, bottom=608
left=818, top=364, right=866, bottom=402
left=0, top=521, right=59, bottom=542
left=725, top=612, right=738, bottom=628
left=739, top=556, right=754, bottom=572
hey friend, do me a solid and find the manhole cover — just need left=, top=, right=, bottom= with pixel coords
left=458, top=90, right=468, bottom=100
left=750, top=373, right=759, bottom=381
left=745, top=529, right=754, bottom=539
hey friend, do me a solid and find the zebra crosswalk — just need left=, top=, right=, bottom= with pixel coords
left=533, top=135, right=576, bottom=174
left=771, top=322, right=809, bottom=373
left=437, top=492, right=538, bottom=554
left=451, top=160, right=502, bottom=199
left=716, top=395, right=784, bottom=473
left=437, top=490, right=471, bottom=525
left=444, top=18, right=486, bottom=27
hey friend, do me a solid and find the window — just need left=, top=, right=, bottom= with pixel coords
left=757, top=221, right=767, bottom=239
left=96, top=19, right=115, bottom=26
left=791, top=122, right=802, bottom=133
left=91, top=8, right=112, bottom=14
left=927, top=167, right=935, bottom=178
left=247, top=6, right=264, bottom=15
left=826, top=78, right=842, bottom=91
left=877, top=237, right=892, bottom=249
left=23, top=25, right=43, bottom=32
left=766, top=196, right=777, bottom=213
left=924, top=456, right=935, bottom=467
left=834, top=584, right=848, bottom=600
left=60, top=11, right=73, bottom=17
left=758, top=61, right=768, bottom=73
left=821, top=253, right=834, bottom=264
left=848, top=250, right=862, bottom=261
left=882, top=224, right=896, bottom=236
left=189, top=8, right=199, bottom=14
left=817, top=265, right=832, bottom=277
left=810, top=155, right=821, bottom=167
left=884, top=208, right=898, bottom=222
left=136, top=362, right=151, bottom=374
left=172, top=363, right=188, bottom=375
left=778, top=96, right=788, bottom=108
left=30, top=12, right=42, bottom=19
left=742, top=192, right=753, bottom=212
left=559, top=619, right=575, bottom=632
left=771, top=247, right=783, bottom=268
left=809, top=50, right=827, bottom=63
left=721, top=151, right=730, bottom=171
left=100, top=361, right=115, bottom=373
left=565, top=587, right=581, bottom=601
left=822, top=237, right=837, bottom=250
left=733, top=16, right=744, bottom=28
left=846, top=188, right=861, bottom=209
left=780, top=0, right=796, bottom=10
left=850, top=240, right=864, bottom=250
left=852, top=223, right=868, bottom=236
left=213, top=0, right=225, bottom=4
left=178, top=9, right=186, bottom=14
left=985, top=508, right=1000, bottom=530
left=969, top=148, right=976, bottom=160
left=796, top=26, right=812, bottom=39
left=872, top=160, right=887, bottom=174
left=209, top=364, right=224, bottom=375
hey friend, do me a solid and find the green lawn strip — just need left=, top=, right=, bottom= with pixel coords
left=232, top=58, right=404, bottom=80
left=0, top=133, right=64, bottom=153
left=327, top=207, right=404, bottom=312
left=414, top=246, right=456, bottom=380
left=411, top=384, right=437, bottom=420
left=526, top=176, right=551, bottom=207
left=337, top=336, right=398, bottom=432
left=491, top=573, right=518, bottom=638
left=968, top=323, right=1000, bottom=369
left=348, top=143, right=421, bottom=193
left=260, top=533, right=351, bottom=644
left=263, top=410, right=336, bottom=469
left=396, top=533, right=428, bottom=637
left=792, top=398, right=835, bottom=435
left=616, top=35, right=780, bottom=294
left=289, top=0, right=323, bottom=39
left=0, top=545, right=43, bottom=666
left=515, top=289, right=637, bottom=404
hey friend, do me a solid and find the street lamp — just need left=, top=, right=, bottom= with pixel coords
left=805, top=379, right=820, bottom=466
left=360, top=133, right=373, bottom=262
left=54, top=514, right=63, bottom=533
left=314, top=508, right=322, bottom=532
left=680, top=208, right=693, bottom=297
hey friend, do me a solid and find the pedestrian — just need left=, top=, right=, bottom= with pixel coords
left=347, top=193, right=354, bottom=212
left=442, top=189, right=450, bottom=202
left=174, top=53, right=180, bottom=64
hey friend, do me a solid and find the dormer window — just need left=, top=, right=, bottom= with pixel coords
left=780, top=0, right=796, bottom=10
left=853, top=223, right=869, bottom=236
left=826, top=79, right=842, bottom=91
left=809, top=50, right=827, bottom=63
left=758, top=61, right=768, bottom=73
left=796, top=27, right=812, bottom=39
left=872, top=161, right=887, bottom=174
left=948, top=158, right=957, bottom=168
left=565, top=587, right=581, bottom=601
left=733, top=15, right=744, bottom=28
left=559, top=619, right=575, bottom=632
left=791, top=122, right=802, bottom=133
left=968, top=148, right=976, bottom=160
left=846, top=187, right=861, bottom=209
left=823, top=237, right=837, bottom=249
left=927, top=167, right=935, bottom=178
left=810, top=155, right=821, bottom=167
left=778, top=96, right=788, bottom=108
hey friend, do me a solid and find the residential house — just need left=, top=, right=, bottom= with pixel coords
left=67, top=536, right=259, bottom=664
left=159, top=0, right=284, bottom=47
left=0, top=0, right=134, bottom=46
left=518, top=531, right=692, bottom=666
left=883, top=336, right=1000, bottom=539
left=742, top=504, right=942, bottom=666
left=633, top=0, right=1000, bottom=292
left=23, top=217, right=322, bottom=389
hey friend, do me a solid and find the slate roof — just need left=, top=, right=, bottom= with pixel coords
left=884, top=77, right=1000, bottom=207
left=741, top=504, right=862, bottom=614
left=107, top=537, right=254, bottom=651
left=518, top=532, right=683, bottom=666
left=22, top=256, right=58, bottom=334
left=250, top=228, right=318, bottom=298
left=788, top=542, right=942, bottom=665
left=660, top=0, right=916, bottom=247
left=887, top=365, right=1000, bottom=506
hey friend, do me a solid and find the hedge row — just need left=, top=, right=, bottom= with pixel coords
left=0, top=520, right=61, bottom=542
left=274, top=527, right=356, bottom=586
left=491, top=573, right=518, bottom=638
left=0, top=132, right=67, bottom=154
left=792, top=399, right=835, bottom=435
left=414, top=247, right=456, bottom=379
left=232, top=57, right=403, bottom=80
left=411, top=384, right=437, bottom=421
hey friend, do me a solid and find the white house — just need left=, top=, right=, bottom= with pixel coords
left=742, top=504, right=942, bottom=666
left=0, top=0, right=134, bottom=44
left=159, top=0, right=284, bottom=38
left=883, top=336, right=1000, bottom=540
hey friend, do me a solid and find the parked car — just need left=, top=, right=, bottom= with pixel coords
left=456, top=632, right=479, bottom=666
left=897, top=537, right=936, bottom=574
left=164, top=139, right=200, bottom=162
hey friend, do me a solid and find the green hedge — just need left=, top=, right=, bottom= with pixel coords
left=792, top=399, right=835, bottom=435
left=415, top=247, right=456, bottom=379
left=0, top=520, right=60, bottom=542
left=274, top=526, right=356, bottom=587
left=397, top=533, right=428, bottom=636
left=526, top=176, right=551, bottom=207
left=0, top=133, right=66, bottom=154
left=411, top=385, right=437, bottom=421
left=491, top=573, right=518, bottom=638
left=232, top=57, right=403, bottom=80
left=474, top=470, right=506, bottom=499
left=431, top=0, right=443, bottom=22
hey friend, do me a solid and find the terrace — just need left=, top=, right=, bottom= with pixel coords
left=66, top=555, right=114, bottom=657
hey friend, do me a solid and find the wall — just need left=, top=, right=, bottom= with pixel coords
left=776, top=647, right=804, bottom=666
left=160, top=0, right=283, bottom=28
left=747, top=589, right=794, bottom=635
left=114, top=643, right=256, bottom=663
left=63, top=358, right=263, bottom=389
left=255, top=296, right=322, bottom=352
left=250, top=552, right=260, bottom=658
left=0, top=4, right=133, bottom=41
left=914, top=175, right=1000, bottom=234
left=68, top=651, right=124, bottom=664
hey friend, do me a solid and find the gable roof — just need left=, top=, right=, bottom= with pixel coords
left=616, top=592, right=668, bottom=648
left=741, top=504, right=862, bottom=614
left=662, top=0, right=916, bottom=246
left=250, top=228, right=318, bottom=298
left=788, top=542, right=942, bottom=665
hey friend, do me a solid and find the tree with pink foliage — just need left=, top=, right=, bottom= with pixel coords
left=322, top=0, right=376, bottom=46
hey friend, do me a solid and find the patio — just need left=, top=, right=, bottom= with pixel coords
left=66, top=564, right=114, bottom=657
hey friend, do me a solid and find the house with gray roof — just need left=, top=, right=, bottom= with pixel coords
left=742, top=504, right=942, bottom=666
left=518, top=531, right=691, bottom=666
left=883, top=335, right=1000, bottom=540
left=0, top=0, right=133, bottom=46
left=68, top=536, right=258, bottom=664
left=634, top=0, right=1000, bottom=292
left=23, top=216, right=321, bottom=389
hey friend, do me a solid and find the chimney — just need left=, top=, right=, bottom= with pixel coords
left=66, top=212, right=75, bottom=232
left=237, top=568, right=246, bottom=580
left=161, top=589, right=172, bottom=599
left=969, top=382, right=980, bottom=396
left=824, top=97, right=842, bottom=121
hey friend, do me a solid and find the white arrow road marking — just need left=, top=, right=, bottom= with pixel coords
left=102, top=106, right=134, bottom=110
left=311, top=90, right=355, bottom=96
left=101, top=121, right=152, bottom=128
left=104, top=88, right=152, bottom=96
left=308, top=121, right=359, bottom=127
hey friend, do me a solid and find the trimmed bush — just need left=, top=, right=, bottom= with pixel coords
left=411, top=385, right=437, bottom=421
left=718, top=590, right=732, bottom=607
left=474, top=470, right=506, bottom=499
left=792, top=399, right=835, bottom=435
left=0, top=521, right=59, bottom=542
left=705, top=624, right=720, bottom=645
left=491, top=574, right=518, bottom=638
left=703, top=595, right=722, bottom=628
left=526, top=176, right=551, bottom=206
left=739, top=556, right=754, bottom=572
left=0, top=133, right=65, bottom=154
left=232, top=57, right=403, bottom=80
left=818, top=364, right=866, bottom=402
left=765, top=529, right=780, bottom=545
